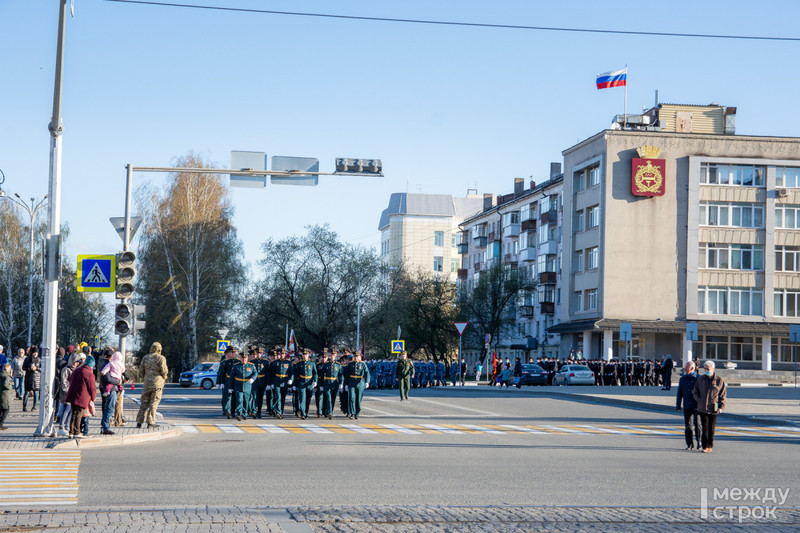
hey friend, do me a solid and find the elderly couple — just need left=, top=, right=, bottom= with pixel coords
left=676, top=359, right=727, bottom=453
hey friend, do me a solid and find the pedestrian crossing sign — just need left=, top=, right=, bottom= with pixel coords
left=77, top=255, right=116, bottom=292
left=391, top=340, right=404, bottom=353
left=217, top=340, right=230, bottom=353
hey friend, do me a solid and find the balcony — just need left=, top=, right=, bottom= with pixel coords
left=540, top=302, right=555, bottom=314
left=473, top=262, right=481, bottom=271
left=540, top=239, right=558, bottom=255
left=539, top=271, right=557, bottom=284
left=504, top=253, right=518, bottom=264
left=488, top=231, right=498, bottom=243
left=539, top=209, right=558, bottom=224
left=520, top=248, right=536, bottom=262
left=457, top=269, right=468, bottom=279
left=473, top=236, right=487, bottom=248
left=521, top=219, right=537, bottom=232
left=503, top=223, right=520, bottom=237
left=519, top=305, right=535, bottom=317
left=457, top=242, right=469, bottom=255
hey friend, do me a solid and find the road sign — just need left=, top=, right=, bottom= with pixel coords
left=686, top=323, right=698, bottom=342
left=391, top=340, right=405, bottom=354
left=271, top=156, right=320, bottom=186
left=109, top=217, right=143, bottom=244
left=217, top=340, right=230, bottom=353
left=454, top=322, right=468, bottom=336
left=484, top=333, right=491, bottom=344
left=620, top=323, right=632, bottom=342
left=77, top=254, right=116, bottom=292
left=790, top=325, right=800, bottom=344
left=230, top=151, right=267, bottom=188
left=218, top=328, right=229, bottom=340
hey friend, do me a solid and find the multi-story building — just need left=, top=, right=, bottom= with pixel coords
left=457, top=173, right=564, bottom=366
left=551, top=102, right=800, bottom=371
left=378, top=193, right=483, bottom=280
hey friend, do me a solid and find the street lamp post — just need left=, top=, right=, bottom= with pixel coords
left=8, top=194, right=48, bottom=347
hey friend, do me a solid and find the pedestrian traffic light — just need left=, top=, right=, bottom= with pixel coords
left=335, top=158, right=382, bottom=175
left=115, top=251, right=135, bottom=299
left=114, top=303, right=133, bottom=336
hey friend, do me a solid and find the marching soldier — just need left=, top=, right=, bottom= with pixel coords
left=345, top=352, right=371, bottom=419
left=293, top=348, right=317, bottom=420
left=251, top=347, right=269, bottom=418
left=314, top=352, right=325, bottom=417
left=320, top=349, right=343, bottom=419
left=340, top=354, right=351, bottom=416
left=395, top=351, right=414, bottom=401
left=270, top=348, right=292, bottom=419
left=228, top=350, right=256, bottom=421
left=217, top=346, right=237, bottom=418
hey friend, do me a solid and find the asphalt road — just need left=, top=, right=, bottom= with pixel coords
left=77, top=385, right=800, bottom=508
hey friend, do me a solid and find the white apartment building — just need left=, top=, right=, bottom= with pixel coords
left=378, top=193, right=483, bottom=280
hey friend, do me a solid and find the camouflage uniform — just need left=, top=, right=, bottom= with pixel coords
left=136, top=344, right=168, bottom=427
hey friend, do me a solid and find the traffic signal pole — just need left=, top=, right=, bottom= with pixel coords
left=118, top=164, right=134, bottom=358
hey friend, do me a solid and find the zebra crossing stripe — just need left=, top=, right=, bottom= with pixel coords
left=463, top=424, right=505, bottom=434
left=257, top=424, right=289, bottom=434
left=195, top=424, right=221, bottom=433
left=420, top=423, right=463, bottom=434
left=297, top=423, right=334, bottom=434
left=340, top=424, right=377, bottom=434
left=174, top=424, right=198, bottom=433
left=380, top=423, right=421, bottom=434
left=575, top=425, right=629, bottom=434
left=724, top=426, right=793, bottom=437
left=615, top=425, right=672, bottom=435
left=216, top=424, right=244, bottom=433
left=537, top=424, right=590, bottom=434
left=320, top=424, right=355, bottom=434
left=0, top=451, right=80, bottom=506
left=499, top=424, right=548, bottom=434
left=359, top=423, right=398, bottom=434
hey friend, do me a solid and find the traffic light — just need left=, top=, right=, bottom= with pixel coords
left=115, top=251, right=135, bottom=299
left=133, top=304, right=146, bottom=335
left=335, top=158, right=382, bottom=175
left=114, top=303, right=132, bottom=336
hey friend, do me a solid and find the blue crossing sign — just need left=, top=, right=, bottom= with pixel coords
left=77, top=255, right=116, bottom=292
left=217, top=340, right=230, bottom=354
left=391, top=340, right=405, bottom=354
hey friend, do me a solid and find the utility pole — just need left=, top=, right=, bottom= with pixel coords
left=36, top=0, right=68, bottom=438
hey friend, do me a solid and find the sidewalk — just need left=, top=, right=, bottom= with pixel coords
left=463, top=382, right=800, bottom=426
left=0, top=387, right=181, bottom=450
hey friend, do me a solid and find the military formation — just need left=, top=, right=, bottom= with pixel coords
left=534, top=357, right=671, bottom=387
left=215, top=345, right=371, bottom=421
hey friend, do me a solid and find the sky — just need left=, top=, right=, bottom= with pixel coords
left=3, top=0, right=800, bottom=277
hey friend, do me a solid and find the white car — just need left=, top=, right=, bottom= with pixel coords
left=554, top=364, right=595, bottom=386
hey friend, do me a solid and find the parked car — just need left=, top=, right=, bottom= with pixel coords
left=517, top=364, right=548, bottom=387
left=554, top=364, right=595, bottom=386
left=179, top=362, right=219, bottom=389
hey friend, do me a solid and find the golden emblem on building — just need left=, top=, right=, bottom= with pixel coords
left=631, top=146, right=666, bottom=197
left=634, top=161, right=664, bottom=193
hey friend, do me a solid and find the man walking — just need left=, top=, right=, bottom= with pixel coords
left=216, top=347, right=237, bottom=418
left=693, top=360, right=726, bottom=453
left=395, top=351, right=414, bottom=401
left=293, top=348, right=317, bottom=420
left=136, top=342, right=168, bottom=429
left=661, top=354, right=674, bottom=391
left=345, top=352, right=370, bottom=419
left=676, top=361, right=701, bottom=450
left=251, top=347, right=269, bottom=418
left=319, top=350, right=343, bottom=419
left=229, top=350, right=256, bottom=421
left=270, top=348, right=291, bottom=419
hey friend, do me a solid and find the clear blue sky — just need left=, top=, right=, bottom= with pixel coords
left=3, top=0, right=800, bottom=274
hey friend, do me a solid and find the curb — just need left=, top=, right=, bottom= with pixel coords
left=49, top=427, right=183, bottom=449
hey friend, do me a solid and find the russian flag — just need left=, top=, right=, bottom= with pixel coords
left=596, top=68, right=627, bottom=89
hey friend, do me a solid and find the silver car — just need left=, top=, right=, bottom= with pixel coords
left=554, top=364, right=595, bottom=386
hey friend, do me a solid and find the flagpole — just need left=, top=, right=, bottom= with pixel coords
left=285, top=322, right=288, bottom=350
left=623, top=64, right=628, bottom=130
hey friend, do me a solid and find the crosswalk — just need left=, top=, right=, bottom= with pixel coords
left=0, top=450, right=80, bottom=506
left=173, top=421, right=800, bottom=438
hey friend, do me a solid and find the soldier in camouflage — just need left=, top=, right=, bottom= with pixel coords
left=136, top=342, right=168, bottom=429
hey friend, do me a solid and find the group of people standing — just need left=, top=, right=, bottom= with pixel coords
left=676, top=359, right=728, bottom=453
left=215, top=345, right=371, bottom=421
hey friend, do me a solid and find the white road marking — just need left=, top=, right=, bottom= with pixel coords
left=497, top=424, right=547, bottom=434
left=538, top=424, right=589, bottom=434
left=395, top=396, right=500, bottom=416
left=340, top=424, right=377, bottom=434
left=420, top=423, right=463, bottom=435
left=380, top=423, right=421, bottom=434
left=216, top=424, right=244, bottom=433
left=297, top=423, right=333, bottom=434
left=616, top=425, right=671, bottom=435
left=174, top=424, right=198, bottom=433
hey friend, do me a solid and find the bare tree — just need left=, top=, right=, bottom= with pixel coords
left=137, top=153, right=244, bottom=372
left=0, top=201, right=27, bottom=350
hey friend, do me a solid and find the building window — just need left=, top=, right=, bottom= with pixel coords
left=699, top=202, right=764, bottom=228
left=775, top=205, right=800, bottom=229
left=451, top=233, right=457, bottom=247
left=771, top=338, right=796, bottom=362
left=503, top=212, right=520, bottom=226
left=776, top=246, right=800, bottom=272
left=450, top=258, right=459, bottom=273
left=573, top=172, right=585, bottom=192
left=588, top=205, right=600, bottom=228
left=575, top=250, right=584, bottom=272
left=589, top=166, right=601, bottom=187
left=698, top=286, right=763, bottom=316
left=699, top=243, right=763, bottom=270
left=774, top=290, right=800, bottom=317
left=574, top=210, right=585, bottom=232
left=434, top=231, right=444, bottom=247
left=775, top=166, right=800, bottom=188
left=433, top=256, right=443, bottom=272
left=586, top=246, right=599, bottom=270
left=700, top=163, right=765, bottom=187
left=584, top=289, right=598, bottom=310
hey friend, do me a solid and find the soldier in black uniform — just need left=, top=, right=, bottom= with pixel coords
left=216, top=346, right=237, bottom=418
left=340, top=354, right=351, bottom=416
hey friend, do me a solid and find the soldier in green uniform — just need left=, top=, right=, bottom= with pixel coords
left=135, top=342, right=169, bottom=428
left=293, top=348, right=317, bottom=420
left=395, top=351, right=414, bottom=401
left=251, top=346, right=269, bottom=418
left=216, top=347, right=237, bottom=418
left=339, top=354, right=351, bottom=416
left=314, top=351, right=325, bottom=417
left=345, top=352, right=371, bottom=419
left=270, top=347, right=292, bottom=419
left=320, top=349, right=343, bottom=419
left=228, top=350, right=256, bottom=421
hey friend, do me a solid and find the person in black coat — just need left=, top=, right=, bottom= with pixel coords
left=661, top=355, right=674, bottom=390
left=676, top=361, right=701, bottom=450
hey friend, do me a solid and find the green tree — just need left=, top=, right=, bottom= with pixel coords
left=136, top=153, right=245, bottom=372
left=57, top=264, right=112, bottom=348
left=0, top=201, right=29, bottom=350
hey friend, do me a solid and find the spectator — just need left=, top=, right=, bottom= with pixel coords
left=136, top=342, right=168, bottom=429
left=0, top=363, right=13, bottom=429
left=99, top=351, right=125, bottom=435
left=11, top=349, right=24, bottom=400
left=460, top=358, right=467, bottom=386
left=474, top=361, right=482, bottom=384
left=0, top=344, right=7, bottom=367
left=22, top=347, right=41, bottom=411
left=65, top=354, right=96, bottom=439
left=661, top=354, right=674, bottom=391
left=57, top=352, right=84, bottom=437
left=676, top=361, right=701, bottom=450
left=693, top=360, right=727, bottom=453
left=499, top=364, right=513, bottom=388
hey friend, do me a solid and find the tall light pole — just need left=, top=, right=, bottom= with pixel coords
left=7, top=194, right=48, bottom=346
